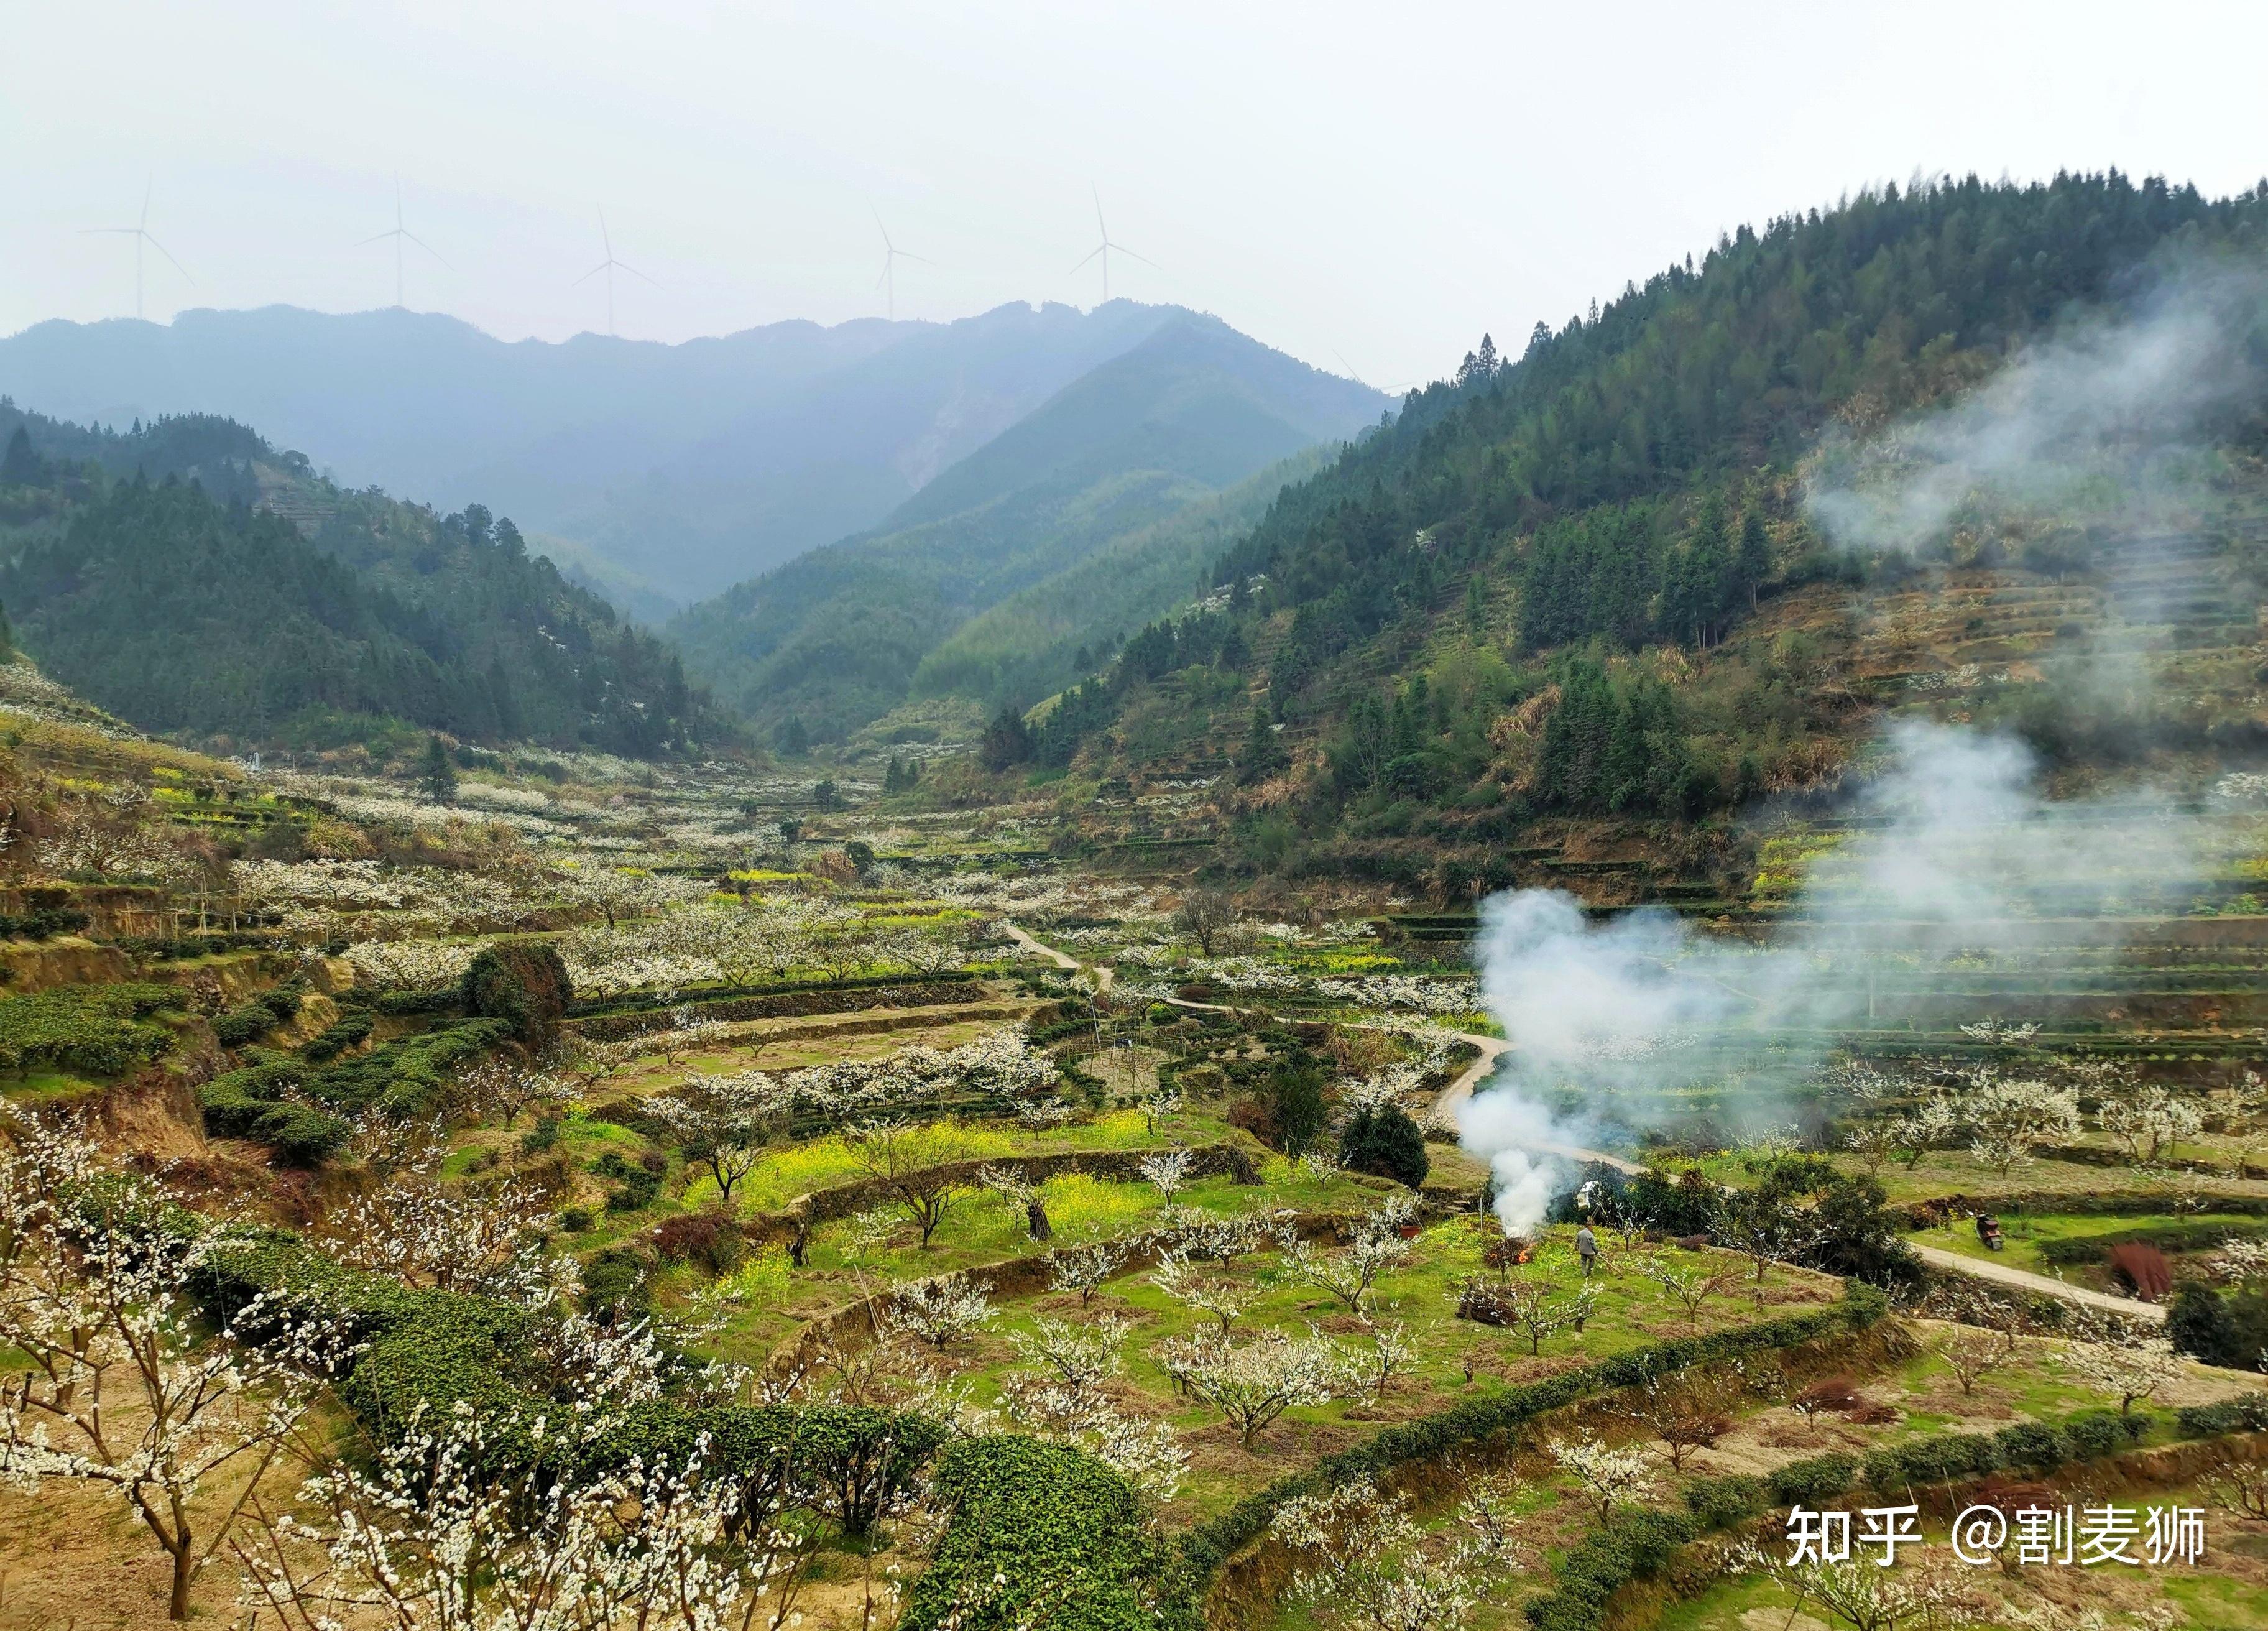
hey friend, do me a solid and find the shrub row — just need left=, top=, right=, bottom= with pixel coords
left=568, top=977, right=982, bottom=1043
left=182, top=1213, right=952, bottom=1523
left=1524, top=1510, right=1697, bottom=1631
left=0, top=905, right=90, bottom=940
left=1534, top=1402, right=2241, bottom=1631
left=300, top=1010, right=375, bottom=1062
left=1898, top=1190, right=2268, bottom=1229
left=197, top=1017, right=513, bottom=1158
left=210, top=984, right=305, bottom=1048
left=0, top=981, right=178, bottom=1076
left=366, top=987, right=464, bottom=1015
left=2034, top=1220, right=2268, bottom=1265
left=1163, top=1286, right=1887, bottom=1623
left=112, top=930, right=285, bottom=959
left=566, top=968, right=977, bottom=1020
left=902, top=1436, right=1159, bottom=1631
left=2174, top=1393, right=2268, bottom=1435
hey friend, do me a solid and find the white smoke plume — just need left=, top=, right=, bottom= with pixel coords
left=1805, top=264, right=2264, bottom=556
left=1460, top=266, right=2264, bottom=1235
left=1457, top=722, right=2206, bottom=1233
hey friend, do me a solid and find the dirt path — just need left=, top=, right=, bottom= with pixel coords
left=1909, top=1242, right=2169, bottom=1323
left=1000, top=921, right=1112, bottom=993
left=1002, top=920, right=1633, bottom=1175
left=1000, top=923, right=2175, bottom=1321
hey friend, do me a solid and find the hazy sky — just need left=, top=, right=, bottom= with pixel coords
left=8, top=1, right=2267, bottom=389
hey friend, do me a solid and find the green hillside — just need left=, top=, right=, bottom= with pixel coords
left=0, top=405, right=729, bottom=755
left=671, top=315, right=1384, bottom=740
left=972, top=173, right=2268, bottom=871
left=911, top=444, right=1334, bottom=711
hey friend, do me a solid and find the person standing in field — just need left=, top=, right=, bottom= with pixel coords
left=1575, top=1222, right=1598, bottom=1277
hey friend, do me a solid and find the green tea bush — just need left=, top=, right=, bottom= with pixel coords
left=210, top=1004, right=277, bottom=1047
left=905, top=1436, right=1158, bottom=1631
left=1523, top=1509, right=1697, bottom=1631
left=196, top=1018, right=512, bottom=1145
left=792, top=1405, right=952, bottom=1538
left=300, top=1010, right=374, bottom=1061
left=592, top=1150, right=663, bottom=1211
left=2037, top=1221, right=2268, bottom=1264
left=1766, top=1452, right=1858, bottom=1506
left=0, top=981, right=177, bottom=1076
left=2175, top=1394, right=2268, bottom=1435
left=0, top=906, right=90, bottom=939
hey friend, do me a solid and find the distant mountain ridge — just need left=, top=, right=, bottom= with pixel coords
left=668, top=313, right=1387, bottom=739
left=0, top=299, right=1302, bottom=604
left=0, top=403, right=726, bottom=755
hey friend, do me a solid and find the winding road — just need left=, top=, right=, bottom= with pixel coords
left=1909, top=1243, right=2167, bottom=1323
left=1000, top=917, right=2174, bottom=1321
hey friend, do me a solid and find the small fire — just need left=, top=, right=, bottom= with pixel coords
left=1482, top=1234, right=1534, bottom=1269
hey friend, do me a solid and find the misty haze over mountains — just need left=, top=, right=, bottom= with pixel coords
left=0, top=299, right=1385, bottom=614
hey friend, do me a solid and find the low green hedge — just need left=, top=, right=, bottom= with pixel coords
left=1536, top=1403, right=2243, bottom=1631
left=566, top=968, right=977, bottom=1020
left=1162, top=1285, right=1887, bottom=1624
left=0, top=981, right=179, bottom=1076
left=301, top=1010, right=375, bottom=1062
left=904, top=1436, right=1159, bottom=1631
left=2034, top=1221, right=2268, bottom=1265
left=211, top=1004, right=278, bottom=1047
left=1900, top=1191, right=2268, bottom=1228
left=0, top=905, right=90, bottom=940
left=184, top=1212, right=951, bottom=1509
left=2175, top=1394, right=2268, bottom=1435
left=198, top=1017, right=512, bottom=1132
left=1524, top=1510, right=1697, bottom=1631
left=1684, top=1407, right=2169, bottom=1530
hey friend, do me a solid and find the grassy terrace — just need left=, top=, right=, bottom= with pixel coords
left=703, top=1213, right=1838, bottom=1523
left=1240, top=1302, right=2268, bottom=1631
left=692, top=1162, right=1388, bottom=1369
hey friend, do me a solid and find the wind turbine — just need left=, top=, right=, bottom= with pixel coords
left=1069, top=185, right=1156, bottom=305
left=872, top=208, right=931, bottom=321
left=357, top=177, right=449, bottom=309
left=83, top=179, right=191, bottom=321
left=573, top=208, right=658, bottom=336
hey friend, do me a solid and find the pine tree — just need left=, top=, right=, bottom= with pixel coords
left=1735, top=509, right=1771, bottom=609
left=1238, top=705, right=1283, bottom=783
left=979, top=703, right=1033, bottom=772
left=418, top=735, right=458, bottom=805
left=0, top=427, right=45, bottom=487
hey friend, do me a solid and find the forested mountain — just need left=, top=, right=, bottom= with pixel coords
left=994, top=173, right=2268, bottom=852
left=670, top=316, right=1385, bottom=739
left=0, top=299, right=1301, bottom=604
left=0, top=405, right=726, bottom=754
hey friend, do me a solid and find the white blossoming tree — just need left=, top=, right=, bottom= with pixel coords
left=0, top=1125, right=351, bottom=1620
left=653, top=1073, right=788, bottom=1204
left=888, top=1272, right=996, bottom=1349
left=233, top=1405, right=823, bottom=1631
left=2096, top=1083, right=2205, bottom=1167
left=1547, top=1434, right=1660, bottom=1522
left=1138, top=1148, right=1194, bottom=1203
left=1150, top=1248, right=1258, bottom=1338
left=1272, top=1197, right=1416, bottom=1318
left=2066, top=1336, right=2184, bottom=1415
left=1270, top=1475, right=1518, bottom=1631
left=1155, top=1329, right=1341, bottom=1448
left=1959, top=1074, right=2081, bottom=1176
